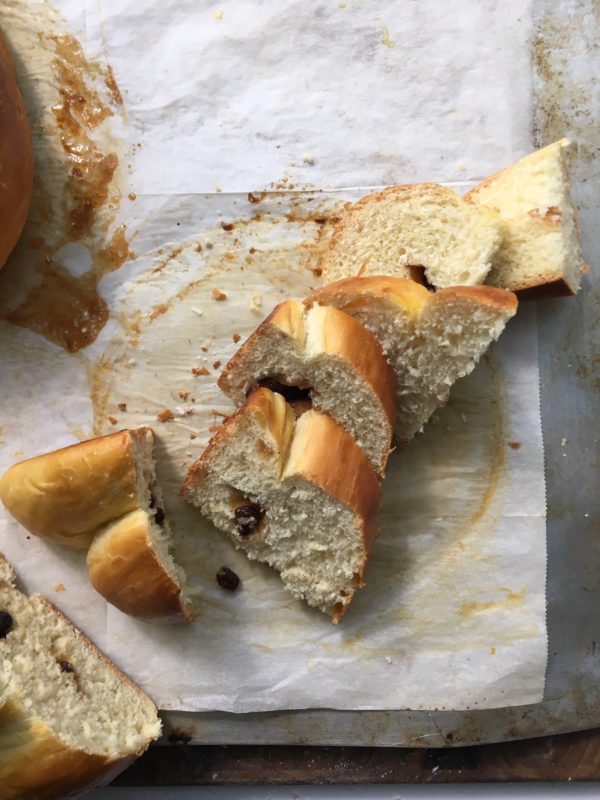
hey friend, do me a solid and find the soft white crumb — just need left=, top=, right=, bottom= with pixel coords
left=128, top=358, right=137, bottom=366
left=215, top=185, right=222, bottom=193
left=303, top=153, right=315, bottom=165
left=192, top=307, right=203, bottom=317
left=561, top=437, right=568, bottom=446
left=212, top=9, right=223, bottom=20
left=175, top=406, right=186, bottom=416
left=385, top=655, right=392, bottom=664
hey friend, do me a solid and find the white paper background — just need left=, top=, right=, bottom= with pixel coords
left=0, top=0, right=547, bottom=711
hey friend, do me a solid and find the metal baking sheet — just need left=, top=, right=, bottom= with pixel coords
left=157, top=0, right=600, bottom=747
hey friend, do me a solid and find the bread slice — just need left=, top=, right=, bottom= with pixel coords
left=218, top=299, right=396, bottom=475
left=307, top=277, right=517, bottom=441
left=181, top=388, right=381, bottom=622
left=0, top=429, right=194, bottom=623
left=319, top=183, right=502, bottom=289
left=0, top=553, right=161, bottom=799
left=466, top=139, right=586, bottom=297
left=87, top=507, right=195, bottom=623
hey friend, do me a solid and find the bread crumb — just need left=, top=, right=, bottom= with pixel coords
left=232, top=333, right=241, bottom=343
left=382, top=26, right=396, bottom=48
left=157, top=409, right=175, bottom=422
left=250, top=292, right=262, bottom=313
left=213, top=360, right=222, bottom=369
left=561, top=437, right=568, bottom=446
left=215, top=185, right=222, bottom=193
left=184, top=408, right=195, bottom=416
left=108, top=415, right=118, bottom=425
left=128, top=358, right=137, bottom=366
left=201, top=346, right=209, bottom=353
left=54, top=583, right=65, bottom=592
left=190, top=433, right=197, bottom=439
left=192, top=367, right=210, bottom=376
left=490, top=647, right=496, bottom=655
left=303, top=153, right=315, bottom=165
left=212, top=9, right=223, bottom=20
left=212, top=288, right=227, bottom=301
left=179, top=390, right=190, bottom=400
left=192, top=307, right=203, bottom=317
left=384, top=655, right=392, bottom=663
left=118, top=403, right=127, bottom=412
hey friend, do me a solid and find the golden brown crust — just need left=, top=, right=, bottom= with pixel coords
left=306, top=275, right=431, bottom=314
left=87, top=510, right=193, bottom=623
left=434, top=284, right=518, bottom=313
left=0, top=698, right=136, bottom=800
left=0, top=32, right=33, bottom=269
left=0, top=429, right=150, bottom=548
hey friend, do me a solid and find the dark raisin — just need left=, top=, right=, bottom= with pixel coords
left=234, top=502, right=263, bottom=535
left=257, top=378, right=311, bottom=404
left=149, top=494, right=165, bottom=525
left=59, top=660, right=75, bottom=674
left=216, top=567, right=240, bottom=592
left=0, top=611, right=13, bottom=639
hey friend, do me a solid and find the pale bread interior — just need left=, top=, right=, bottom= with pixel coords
left=128, top=429, right=194, bottom=612
left=0, top=569, right=160, bottom=758
left=220, top=301, right=392, bottom=473
left=313, top=285, right=515, bottom=441
left=320, top=184, right=502, bottom=289
left=467, top=139, right=585, bottom=293
left=183, top=398, right=365, bottom=617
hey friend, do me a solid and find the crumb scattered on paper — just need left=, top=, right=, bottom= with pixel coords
left=212, top=288, right=227, bottom=301
left=54, top=583, right=65, bottom=592
left=157, top=409, right=175, bottom=422
left=382, top=27, right=396, bottom=48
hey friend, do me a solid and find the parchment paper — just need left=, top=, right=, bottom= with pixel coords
left=0, top=0, right=547, bottom=711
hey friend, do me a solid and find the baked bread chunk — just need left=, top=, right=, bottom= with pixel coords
left=319, top=183, right=502, bottom=289
left=0, top=554, right=161, bottom=799
left=0, top=429, right=194, bottom=622
left=466, top=138, right=586, bottom=297
left=0, top=31, right=33, bottom=268
left=181, top=388, right=381, bottom=622
left=307, top=277, right=517, bottom=441
left=218, top=299, right=396, bottom=475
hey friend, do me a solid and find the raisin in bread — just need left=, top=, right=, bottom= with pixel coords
left=0, top=429, right=194, bottom=622
left=181, top=388, right=381, bottom=622
left=218, top=299, right=396, bottom=475
left=307, top=277, right=517, bottom=441
left=319, top=183, right=502, bottom=289
left=466, top=138, right=587, bottom=297
left=0, top=554, right=161, bottom=799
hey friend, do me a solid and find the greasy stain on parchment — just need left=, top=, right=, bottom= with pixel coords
left=0, top=3, right=133, bottom=352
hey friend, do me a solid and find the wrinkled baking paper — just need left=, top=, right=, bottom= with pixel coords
left=0, top=0, right=547, bottom=710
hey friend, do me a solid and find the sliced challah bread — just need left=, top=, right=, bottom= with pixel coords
left=218, top=299, right=396, bottom=475
left=181, top=388, right=381, bottom=622
left=0, top=553, right=161, bottom=800
left=0, top=429, right=195, bottom=622
left=466, top=138, right=586, bottom=297
left=319, top=183, right=502, bottom=289
left=307, top=277, right=517, bottom=441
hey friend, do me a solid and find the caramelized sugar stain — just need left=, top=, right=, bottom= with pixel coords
left=6, top=259, right=109, bottom=353
left=0, top=28, right=131, bottom=353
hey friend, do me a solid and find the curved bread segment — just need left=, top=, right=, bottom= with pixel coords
left=0, top=31, right=33, bottom=269
left=319, top=183, right=502, bottom=289
left=181, top=388, right=381, bottom=622
left=307, top=277, right=517, bottom=442
left=87, top=509, right=195, bottom=623
left=0, top=554, right=160, bottom=799
left=466, top=138, right=586, bottom=296
left=219, top=299, right=396, bottom=474
left=0, top=429, right=149, bottom=548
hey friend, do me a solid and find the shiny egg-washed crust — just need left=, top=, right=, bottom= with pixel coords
left=0, top=31, right=33, bottom=268
left=0, top=429, right=150, bottom=548
left=87, top=509, right=195, bottom=623
left=218, top=299, right=396, bottom=474
left=0, top=554, right=160, bottom=800
left=307, top=276, right=517, bottom=318
left=181, top=388, right=381, bottom=622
